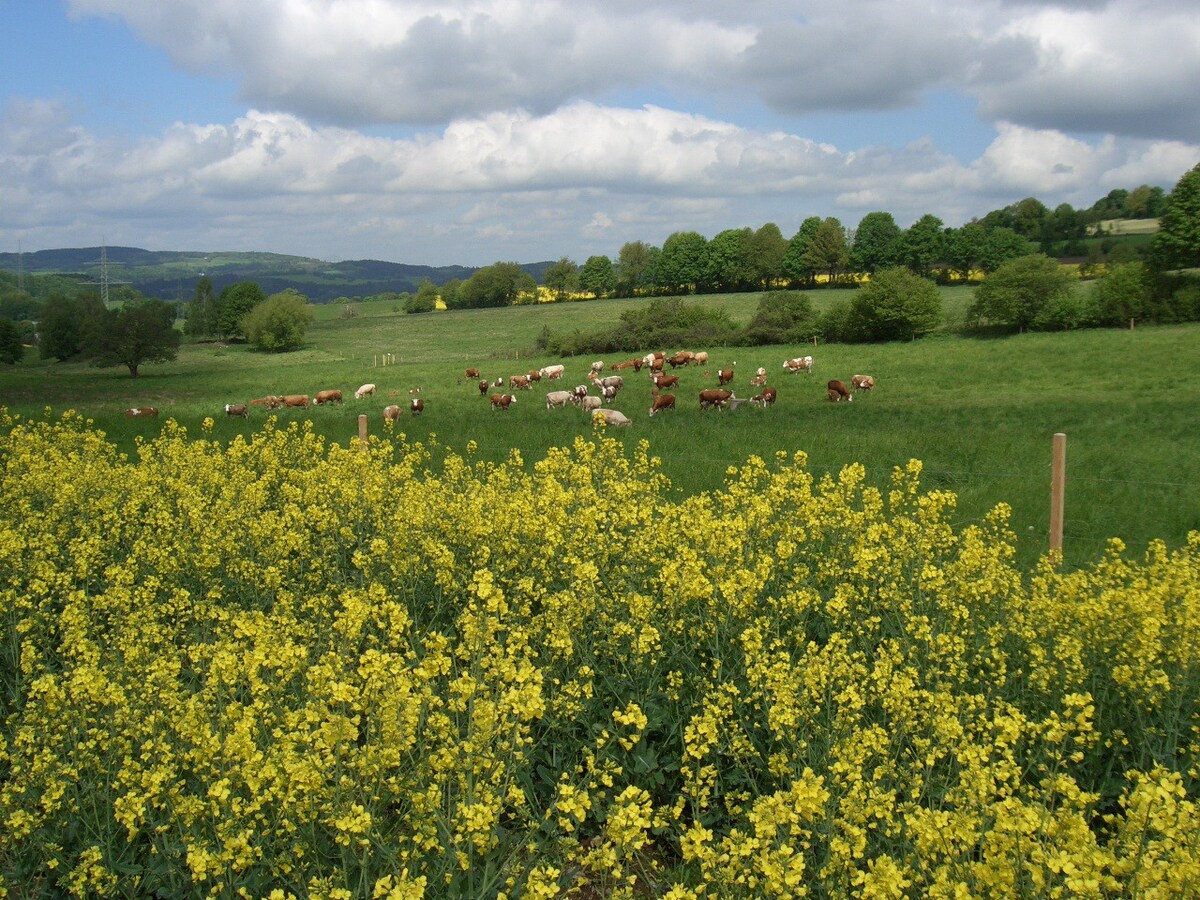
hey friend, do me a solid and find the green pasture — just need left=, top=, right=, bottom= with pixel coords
left=1, top=285, right=1196, bottom=570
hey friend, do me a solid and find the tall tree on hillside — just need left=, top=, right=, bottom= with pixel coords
left=801, top=218, right=849, bottom=285
left=782, top=217, right=822, bottom=287
left=747, top=222, right=788, bottom=288
left=658, top=231, right=708, bottom=294
left=456, top=262, right=536, bottom=308
left=579, top=255, right=616, bottom=298
left=38, top=294, right=82, bottom=361
left=615, top=241, right=654, bottom=297
left=704, top=228, right=754, bottom=292
left=895, top=214, right=944, bottom=278
left=1148, top=161, right=1200, bottom=272
left=185, top=275, right=218, bottom=337
left=542, top=257, right=580, bottom=301
left=850, top=211, right=901, bottom=275
left=93, top=298, right=181, bottom=377
left=217, top=281, right=266, bottom=339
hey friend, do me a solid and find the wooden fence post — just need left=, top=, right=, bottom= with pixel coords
left=358, top=414, right=368, bottom=450
left=1050, top=432, right=1067, bottom=564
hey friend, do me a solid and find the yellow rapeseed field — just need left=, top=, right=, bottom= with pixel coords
left=1, top=409, right=1197, bottom=897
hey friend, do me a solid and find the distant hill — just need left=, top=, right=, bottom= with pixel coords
left=0, top=247, right=554, bottom=303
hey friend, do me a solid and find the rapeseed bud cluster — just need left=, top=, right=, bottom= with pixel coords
left=1, top=409, right=1198, bottom=897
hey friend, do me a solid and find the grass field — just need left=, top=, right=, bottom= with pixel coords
left=1, top=285, right=1196, bottom=570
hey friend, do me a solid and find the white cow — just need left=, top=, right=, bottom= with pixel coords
left=783, top=356, right=814, bottom=374
left=540, top=364, right=566, bottom=380
left=355, top=383, right=377, bottom=399
left=545, top=390, right=574, bottom=409
left=593, top=408, right=631, bottom=426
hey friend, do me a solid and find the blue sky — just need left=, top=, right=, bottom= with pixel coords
left=2, top=0, right=1197, bottom=266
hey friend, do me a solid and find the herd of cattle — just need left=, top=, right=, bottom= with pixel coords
left=122, top=354, right=876, bottom=426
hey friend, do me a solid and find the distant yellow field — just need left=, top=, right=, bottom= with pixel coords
left=1089, top=218, right=1160, bottom=235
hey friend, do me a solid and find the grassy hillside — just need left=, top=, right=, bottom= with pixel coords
left=0, top=286, right=1196, bottom=570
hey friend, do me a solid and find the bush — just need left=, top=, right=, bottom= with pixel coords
left=845, top=266, right=943, bottom=341
left=970, top=254, right=1076, bottom=332
left=1092, top=262, right=1150, bottom=327
left=0, top=318, right=23, bottom=364
left=542, top=297, right=739, bottom=355
left=242, top=290, right=313, bottom=352
left=739, top=291, right=818, bottom=346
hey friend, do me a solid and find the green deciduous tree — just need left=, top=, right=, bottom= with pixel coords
left=704, top=228, right=754, bottom=292
left=615, top=241, right=654, bottom=297
left=944, top=224, right=986, bottom=283
left=748, top=223, right=788, bottom=288
left=801, top=218, right=848, bottom=285
left=782, top=217, right=822, bottom=287
left=850, top=211, right=901, bottom=275
left=38, top=293, right=105, bottom=361
left=978, top=227, right=1034, bottom=273
left=185, top=276, right=218, bottom=337
left=542, top=257, right=580, bottom=301
left=658, top=231, right=708, bottom=293
left=1149, top=161, right=1200, bottom=272
left=579, top=255, right=616, bottom=298
left=1092, top=262, right=1150, bottom=326
left=217, top=282, right=266, bottom=339
left=970, top=254, right=1075, bottom=331
left=847, top=266, right=943, bottom=341
left=403, top=279, right=439, bottom=314
left=456, top=262, right=536, bottom=308
left=895, top=214, right=944, bottom=278
left=740, top=291, right=818, bottom=345
left=0, top=318, right=23, bottom=364
left=242, top=290, right=314, bottom=350
left=93, top=298, right=181, bottom=377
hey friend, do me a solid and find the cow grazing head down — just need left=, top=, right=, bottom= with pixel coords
left=383, top=405, right=402, bottom=422
left=851, top=374, right=875, bottom=391
left=698, top=389, right=733, bottom=410
left=224, top=403, right=249, bottom=417
left=355, top=383, right=376, bottom=400
left=649, top=393, right=676, bottom=416
left=828, top=380, right=852, bottom=402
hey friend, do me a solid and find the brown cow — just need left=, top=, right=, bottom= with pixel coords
left=315, top=389, right=343, bottom=405
left=667, top=351, right=694, bottom=368
left=280, top=395, right=310, bottom=408
left=478, top=379, right=490, bottom=396
left=509, top=375, right=531, bottom=391
left=649, top=392, right=676, bottom=416
left=526, top=370, right=542, bottom=383
left=828, top=380, right=852, bottom=402
left=717, top=367, right=735, bottom=386
left=750, top=387, right=777, bottom=408
left=410, top=398, right=424, bottom=416
left=224, top=403, right=249, bottom=417
left=490, top=393, right=516, bottom=410
left=699, top=389, right=733, bottom=410
left=125, top=406, right=159, bottom=417
left=383, top=405, right=403, bottom=421
left=851, top=374, right=875, bottom=392
left=653, top=373, right=680, bottom=390
left=465, top=367, right=480, bottom=379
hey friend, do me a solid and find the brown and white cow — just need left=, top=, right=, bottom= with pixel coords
left=465, top=367, right=481, bottom=379
left=750, top=387, right=778, bottom=408
left=526, top=370, right=542, bottom=383
left=125, top=406, right=159, bottom=417
left=653, top=373, right=680, bottom=390
left=315, top=389, right=343, bottom=405
left=383, top=405, right=403, bottom=421
left=699, top=389, right=733, bottom=410
left=784, top=356, right=814, bottom=374
left=717, top=367, right=735, bottom=386
left=509, top=374, right=531, bottom=391
left=851, top=374, right=875, bottom=392
left=828, top=380, right=852, bottom=402
left=354, top=383, right=376, bottom=400
left=667, top=351, right=694, bottom=368
left=224, top=403, right=249, bottom=417
left=478, top=379, right=490, bottom=396
left=490, top=393, right=516, bottom=410
left=649, top=392, right=676, bottom=416
left=539, top=364, right=565, bottom=380
left=410, top=398, right=424, bottom=416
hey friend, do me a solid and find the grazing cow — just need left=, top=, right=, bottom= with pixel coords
left=315, top=389, right=343, bottom=405
left=751, top=372, right=768, bottom=387
left=478, top=379, right=489, bottom=396
left=828, top=380, right=853, bottom=402
left=509, top=374, right=531, bottom=391
left=490, top=393, right=516, bottom=410
left=224, top=403, right=249, bottom=417
left=281, top=395, right=310, bottom=408
left=590, top=360, right=605, bottom=375
left=410, top=398, right=424, bottom=416
left=699, top=389, right=734, bottom=410
left=383, top=405, right=402, bottom=422
left=649, top=392, right=676, bottom=416
left=593, top=409, right=631, bottom=427
left=653, top=374, right=680, bottom=390
left=717, top=367, right=735, bottom=386
left=540, top=364, right=565, bottom=380
left=579, top=395, right=602, bottom=413
left=760, top=387, right=778, bottom=406
left=598, top=375, right=623, bottom=391
left=784, top=356, right=814, bottom=374
left=250, top=396, right=282, bottom=409
left=355, top=383, right=377, bottom=400
left=611, top=358, right=642, bottom=372
left=693, top=351, right=709, bottom=367
left=668, top=351, right=694, bottom=368
left=125, top=406, right=159, bottom=417
left=465, top=367, right=480, bottom=379
left=851, top=374, right=876, bottom=392
left=527, top=370, right=542, bottom=383
left=546, top=390, right=574, bottom=409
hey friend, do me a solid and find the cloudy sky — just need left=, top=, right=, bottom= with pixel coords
left=1, top=0, right=1197, bottom=267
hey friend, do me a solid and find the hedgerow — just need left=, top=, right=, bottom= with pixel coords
left=1, top=410, right=1197, bottom=897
